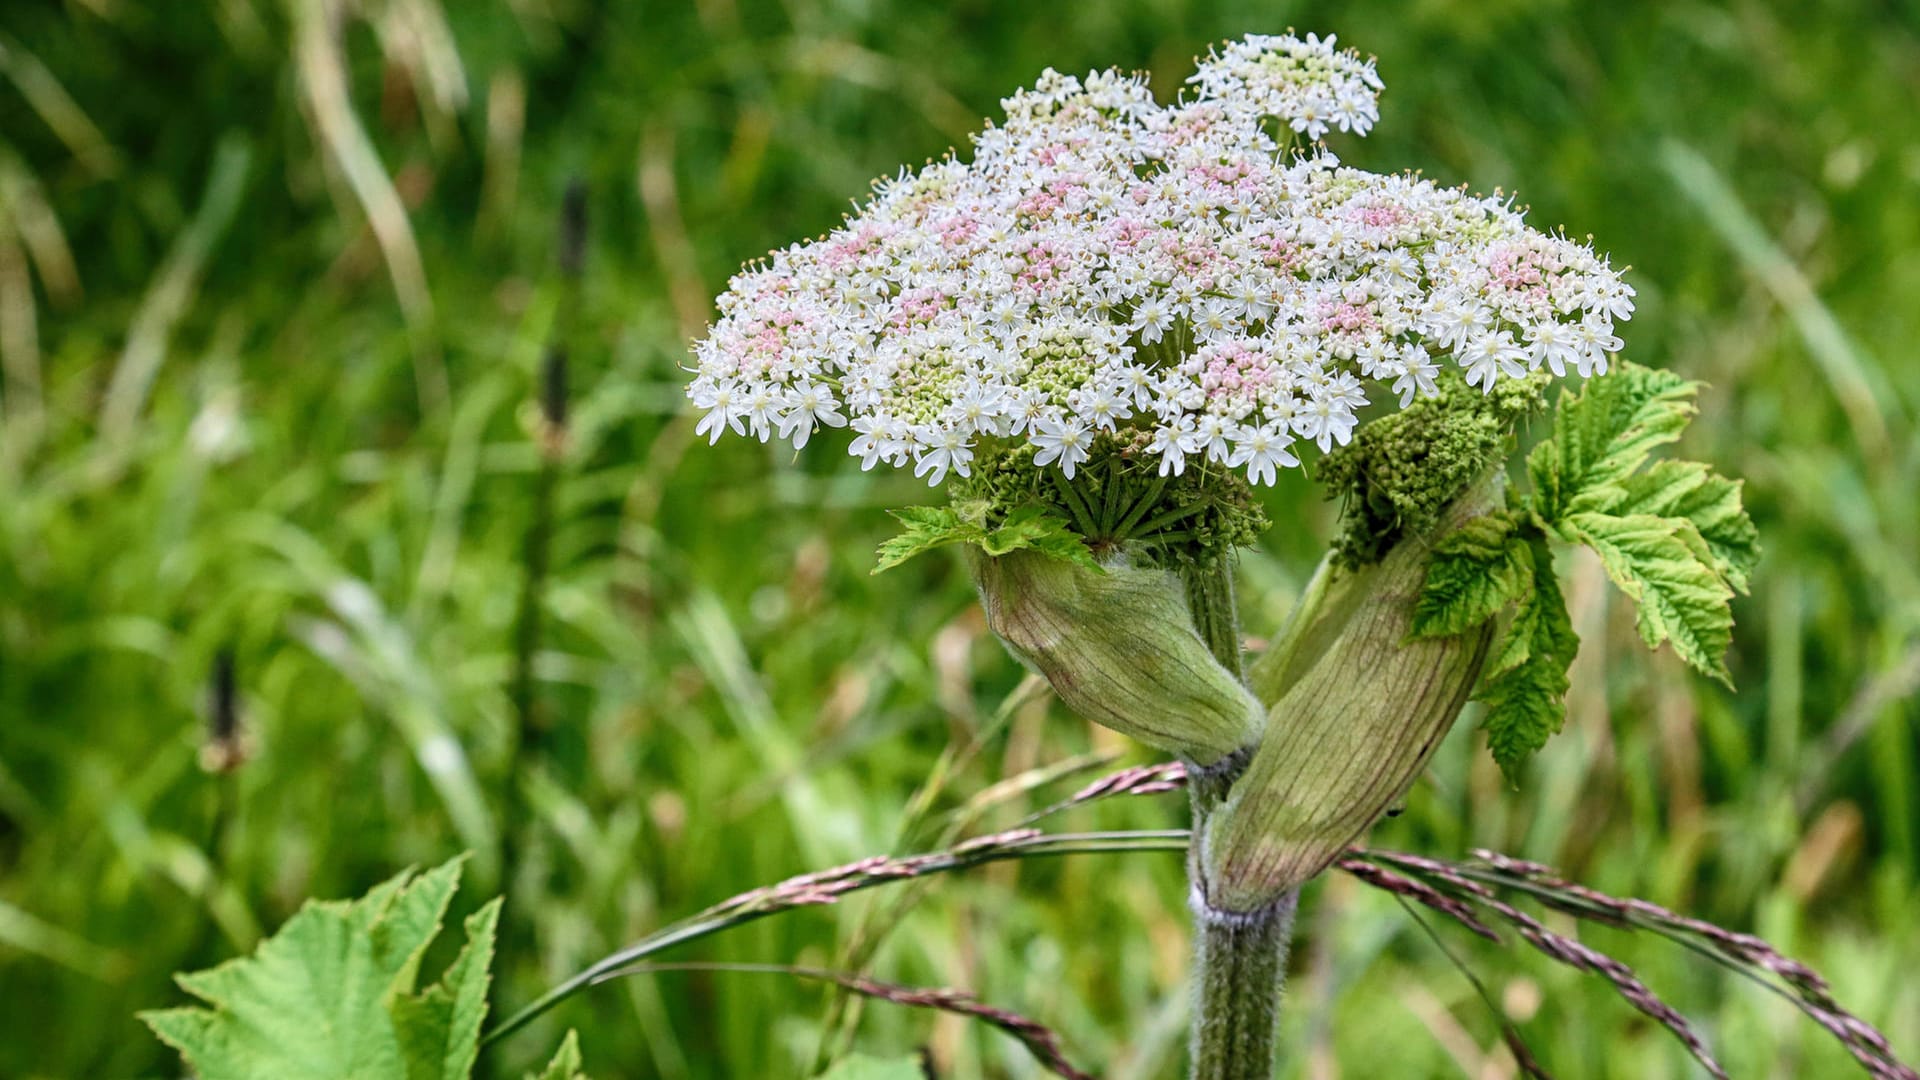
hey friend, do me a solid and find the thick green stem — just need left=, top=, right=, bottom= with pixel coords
left=1180, top=552, right=1291, bottom=1079
left=1189, top=890, right=1298, bottom=1080
left=1182, top=550, right=1248, bottom=818
left=1183, top=550, right=1245, bottom=684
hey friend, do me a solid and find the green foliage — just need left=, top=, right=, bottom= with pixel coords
left=1539, top=363, right=1753, bottom=683
left=526, top=1031, right=589, bottom=1080
left=1477, top=539, right=1579, bottom=779
left=874, top=505, right=1100, bottom=574
left=1610, top=460, right=1762, bottom=593
left=1404, top=503, right=1581, bottom=782
left=818, top=1053, right=928, bottom=1080
left=1408, top=510, right=1532, bottom=638
left=1527, top=364, right=1698, bottom=520
left=1414, top=361, right=1755, bottom=772
left=1558, top=513, right=1735, bottom=685
left=140, top=856, right=538, bottom=1080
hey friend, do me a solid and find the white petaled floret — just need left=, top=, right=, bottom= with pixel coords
left=1031, top=415, right=1094, bottom=478
left=1149, top=414, right=1197, bottom=477
left=687, top=32, right=1633, bottom=489
left=912, top=424, right=975, bottom=486
left=1227, top=422, right=1300, bottom=487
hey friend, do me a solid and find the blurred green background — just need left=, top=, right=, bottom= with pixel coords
left=2, top=0, right=1918, bottom=1076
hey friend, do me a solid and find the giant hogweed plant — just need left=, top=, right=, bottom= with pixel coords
left=143, top=33, right=1912, bottom=1080
left=684, top=30, right=1743, bottom=1076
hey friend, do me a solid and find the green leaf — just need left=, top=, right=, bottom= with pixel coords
left=1409, top=511, right=1532, bottom=639
left=148, top=901, right=409, bottom=1079
left=367, top=858, right=465, bottom=994
left=875, top=505, right=1098, bottom=574
left=873, top=506, right=986, bottom=573
left=1529, top=361, right=1698, bottom=521
left=982, top=505, right=1102, bottom=570
left=393, top=899, right=501, bottom=1080
left=140, top=855, right=498, bottom=1080
left=1478, top=538, right=1579, bottom=780
left=1559, top=512, right=1735, bottom=685
left=1609, top=460, right=1760, bottom=593
left=818, top=1053, right=928, bottom=1080
left=524, top=1030, right=589, bottom=1080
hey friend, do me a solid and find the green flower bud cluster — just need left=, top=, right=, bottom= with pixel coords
left=1319, top=369, right=1547, bottom=567
left=1015, top=329, right=1101, bottom=404
left=880, top=347, right=965, bottom=425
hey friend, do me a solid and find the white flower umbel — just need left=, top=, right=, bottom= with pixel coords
left=687, top=33, right=1633, bottom=491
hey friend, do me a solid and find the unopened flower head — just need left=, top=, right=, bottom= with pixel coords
left=688, top=32, right=1633, bottom=490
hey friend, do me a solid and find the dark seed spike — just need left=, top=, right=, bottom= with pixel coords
left=200, top=647, right=248, bottom=773
left=540, top=345, right=568, bottom=430
left=207, top=648, right=238, bottom=745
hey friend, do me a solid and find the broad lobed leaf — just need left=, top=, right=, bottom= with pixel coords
left=1409, top=510, right=1532, bottom=640
left=1478, top=538, right=1579, bottom=780
left=875, top=505, right=1098, bottom=573
left=1530, top=361, right=1698, bottom=522
left=1558, top=512, right=1734, bottom=685
left=158, top=898, right=411, bottom=1079
left=140, top=855, right=546, bottom=1080
left=1609, top=460, right=1760, bottom=593
left=1419, top=360, right=1755, bottom=777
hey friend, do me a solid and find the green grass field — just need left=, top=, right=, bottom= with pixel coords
left=2, top=1, right=1917, bottom=1076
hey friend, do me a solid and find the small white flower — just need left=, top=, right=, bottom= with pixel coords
left=1031, top=415, right=1094, bottom=478
left=1595, top=279, right=1636, bottom=321
left=1191, top=298, right=1238, bottom=341
left=1130, top=294, right=1175, bottom=344
left=1459, top=333, right=1529, bottom=393
left=1431, top=302, right=1493, bottom=353
left=850, top=414, right=907, bottom=470
left=911, top=425, right=974, bottom=486
left=1292, top=396, right=1356, bottom=452
left=691, top=378, right=744, bottom=445
left=1071, top=383, right=1132, bottom=430
left=777, top=381, right=847, bottom=449
left=1228, top=422, right=1299, bottom=486
left=1120, top=365, right=1161, bottom=410
left=1149, top=414, right=1197, bottom=476
left=945, top=379, right=1012, bottom=435
left=742, top=384, right=781, bottom=442
left=1573, top=316, right=1623, bottom=377
left=1390, top=349, right=1440, bottom=407
left=1189, top=413, right=1237, bottom=464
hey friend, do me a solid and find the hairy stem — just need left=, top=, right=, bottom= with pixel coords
left=1183, top=550, right=1246, bottom=685
left=1182, top=550, right=1248, bottom=819
left=1190, top=891, right=1298, bottom=1080
left=1181, top=553, right=1291, bottom=1079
